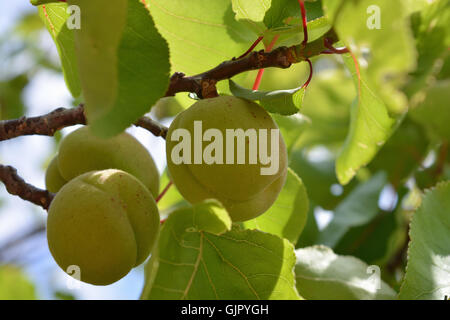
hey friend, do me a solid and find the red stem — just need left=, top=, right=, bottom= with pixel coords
left=252, top=35, right=280, bottom=90
left=298, top=0, right=308, bottom=46
left=301, top=58, right=313, bottom=89
left=322, top=37, right=350, bottom=54
left=237, top=36, right=264, bottom=60
left=156, top=180, right=173, bottom=203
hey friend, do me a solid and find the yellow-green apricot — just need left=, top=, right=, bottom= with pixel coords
left=47, top=169, right=160, bottom=286
left=57, top=126, right=159, bottom=198
left=45, top=156, right=68, bottom=193
left=166, top=96, right=288, bottom=222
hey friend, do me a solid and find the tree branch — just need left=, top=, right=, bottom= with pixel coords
left=165, top=29, right=339, bottom=98
left=0, top=105, right=86, bottom=141
left=0, top=104, right=168, bottom=141
left=0, top=165, right=54, bottom=210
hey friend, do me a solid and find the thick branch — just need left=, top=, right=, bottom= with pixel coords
left=165, top=29, right=339, bottom=98
left=0, top=105, right=86, bottom=141
left=0, top=105, right=168, bottom=141
left=0, top=165, right=54, bottom=210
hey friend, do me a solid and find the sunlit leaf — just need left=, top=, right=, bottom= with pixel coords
left=141, top=201, right=300, bottom=299
left=399, top=181, right=450, bottom=300
left=38, top=3, right=81, bottom=97
left=295, top=245, right=397, bottom=300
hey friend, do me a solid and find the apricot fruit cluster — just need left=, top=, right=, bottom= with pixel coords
left=45, top=126, right=160, bottom=285
left=47, top=169, right=160, bottom=285
left=166, top=96, right=287, bottom=222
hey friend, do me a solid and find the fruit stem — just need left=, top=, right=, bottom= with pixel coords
left=156, top=180, right=173, bottom=203
left=252, top=35, right=280, bottom=91
left=298, top=0, right=308, bottom=46
left=237, top=36, right=264, bottom=60
left=155, top=181, right=173, bottom=203
left=301, top=58, right=313, bottom=89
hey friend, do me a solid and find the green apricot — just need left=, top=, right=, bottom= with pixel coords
left=166, top=96, right=288, bottom=222
left=47, top=169, right=160, bottom=286
left=57, top=126, right=159, bottom=198
left=45, top=156, right=68, bottom=193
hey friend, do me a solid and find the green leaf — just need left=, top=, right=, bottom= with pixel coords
left=242, top=168, right=309, bottom=245
left=0, top=266, right=37, bottom=300
left=147, top=0, right=253, bottom=98
left=409, top=80, right=450, bottom=141
left=322, top=0, right=417, bottom=184
left=141, top=201, right=300, bottom=300
left=70, top=0, right=170, bottom=137
left=399, top=181, right=450, bottom=300
left=336, top=55, right=397, bottom=185
left=229, top=80, right=304, bottom=115
left=318, top=172, right=387, bottom=248
left=295, top=245, right=397, bottom=300
left=263, top=16, right=331, bottom=48
left=231, top=0, right=269, bottom=35
left=38, top=3, right=81, bottom=97
left=263, top=0, right=304, bottom=30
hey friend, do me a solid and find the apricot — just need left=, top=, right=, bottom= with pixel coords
left=57, top=126, right=159, bottom=198
left=166, top=96, right=288, bottom=221
left=47, top=169, right=160, bottom=285
left=45, top=156, right=68, bottom=193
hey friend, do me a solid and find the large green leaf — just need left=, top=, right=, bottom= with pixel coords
left=147, top=0, right=252, bottom=96
left=69, top=0, right=170, bottom=137
left=322, top=0, right=416, bottom=184
left=242, top=168, right=309, bottom=245
left=336, top=56, right=397, bottom=185
left=37, top=2, right=81, bottom=97
left=295, top=245, right=397, bottom=300
left=141, top=201, right=300, bottom=299
left=0, top=266, right=37, bottom=300
left=318, top=172, right=387, bottom=248
left=399, top=181, right=450, bottom=300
